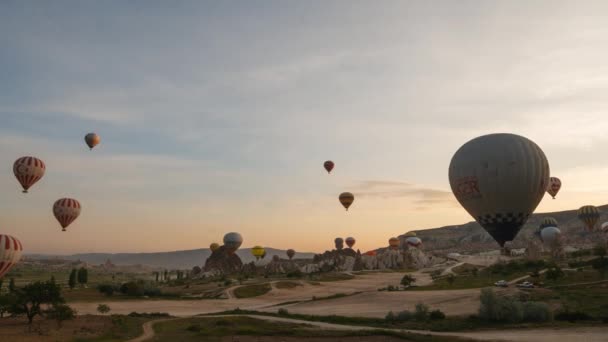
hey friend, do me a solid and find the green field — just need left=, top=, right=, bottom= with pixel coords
left=233, top=283, right=272, bottom=298
left=152, top=316, right=472, bottom=341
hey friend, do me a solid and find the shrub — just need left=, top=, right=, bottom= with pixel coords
left=414, top=303, right=429, bottom=321
left=97, top=304, right=111, bottom=315
left=287, top=270, right=303, bottom=278
left=522, top=302, right=552, bottom=322
left=385, top=311, right=396, bottom=322
left=278, top=308, right=289, bottom=316
left=479, top=288, right=523, bottom=323
left=396, top=310, right=412, bottom=322
left=186, top=324, right=201, bottom=332
left=554, top=307, right=593, bottom=322
left=45, top=304, right=76, bottom=328
left=429, top=309, right=446, bottom=320
left=120, top=282, right=144, bottom=297
left=97, top=284, right=115, bottom=296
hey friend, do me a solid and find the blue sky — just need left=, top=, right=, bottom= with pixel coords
left=1, top=1, right=608, bottom=254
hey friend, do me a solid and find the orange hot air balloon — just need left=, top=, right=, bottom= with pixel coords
left=53, top=198, right=81, bottom=231
left=388, top=237, right=400, bottom=249
left=324, top=160, right=335, bottom=174
left=84, top=133, right=101, bottom=150
left=210, top=243, right=220, bottom=252
left=0, top=234, right=23, bottom=279
left=339, top=192, right=354, bottom=211
left=13, top=156, right=46, bottom=193
left=546, top=177, right=561, bottom=199
left=286, top=249, right=295, bottom=260
left=345, top=237, right=356, bottom=249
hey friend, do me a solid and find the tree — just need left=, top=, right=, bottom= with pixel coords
left=471, top=268, right=479, bottom=277
left=594, top=245, right=607, bottom=258
left=10, top=280, right=64, bottom=325
left=77, top=267, right=88, bottom=287
left=69, top=269, right=77, bottom=290
left=97, top=304, right=111, bottom=315
left=0, top=293, right=14, bottom=318
left=9, top=278, right=16, bottom=293
left=45, top=303, right=76, bottom=328
left=592, top=257, right=608, bottom=279
left=414, top=303, right=429, bottom=321
left=400, top=274, right=416, bottom=287
left=97, top=284, right=115, bottom=296
left=546, top=267, right=565, bottom=283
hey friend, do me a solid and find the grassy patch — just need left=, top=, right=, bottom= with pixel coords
left=452, top=264, right=482, bottom=275
left=274, top=281, right=302, bottom=289
left=233, top=283, right=272, bottom=298
left=152, top=316, right=471, bottom=341
left=311, top=272, right=355, bottom=282
left=73, top=315, right=151, bottom=342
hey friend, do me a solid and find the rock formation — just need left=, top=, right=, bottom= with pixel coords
left=203, top=245, right=243, bottom=275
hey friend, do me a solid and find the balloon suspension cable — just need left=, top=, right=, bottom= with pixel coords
left=62, top=228, right=66, bottom=232
left=22, top=190, right=28, bottom=193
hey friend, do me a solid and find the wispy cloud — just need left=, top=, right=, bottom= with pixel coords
left=352, top=180, right=457, bottom=209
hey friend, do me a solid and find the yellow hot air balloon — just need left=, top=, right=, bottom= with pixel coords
left=578, top=205, right=600, bottom=231
left=251, top=246, right=265, bottom=260
left=339, top=192, right=354, bottom=211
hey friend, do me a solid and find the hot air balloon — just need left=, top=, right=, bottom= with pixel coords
left=334, top=237, right=344, bottom=250
left=13, top=157, right=46, bottom=193
left=404, top=232, right=416, bottom=237
left=345, top=237, right=356, bottom=249
left=53, top=198, right=81, bottom=231
left=324, top=161, right=334, bottom=174
left=84, top=133, right=101, bottom=150
left=339, top=192, right=354, bottom=211
left=546, top=177, right=561, bottom=199
left=388, top=237, right=400, bottom=249
left=0, top=234, right=23, bottom=280
left=210, top=243, right=220, bottom=252
left=578, top=205, right=600, bottom=231
left=540, top=226, right=561, bottom=245
left=286, top=249, right=295, bottom=260
left=223, top=232, right=243, bottom=253
left=251, top=246, right=265, bottom=260
left=449, top=133, right=550, bottom=248
left=406, top=236, right=422, bottom=248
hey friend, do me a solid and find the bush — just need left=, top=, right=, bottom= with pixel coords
left=120, top=282, right=144, bottom=297
left=522, top=302, right=552, bottom=322
left=414, top=303, right=429, bottom=321
left=554, top=308, right=593, bottom=322
left=287, top=270, right=303, bottom=278
left=45, top=304, right=76, bottom=328
left=278, top=308, right=289, bottom=316
left=186, top=324, right=201, bottom=332
left=97, top=304, right=111, bottom=315
left=385, top=311, right=396, bottom=321
left=429, top=309, right=446, bottom=320
left=479, top=288, right=523, bottom=323
left=97, top=284, right=115, bottom=296
left=396, top=310, right=412, bottom=322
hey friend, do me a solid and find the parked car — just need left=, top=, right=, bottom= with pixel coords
left=494, top=280, right=508, bottom=287
left=516, top=281, right=535, bottom=288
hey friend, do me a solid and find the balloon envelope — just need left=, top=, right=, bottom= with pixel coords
left=406, top=236, right=422, bottom=248
left=251, top=246, right=265, bottom=259
left=449, top=133, right=549, bottom=247
left=53, top=198, right=81, bottom=231
left=539, top=217, right=558, bottom=230
left=0, top=234, right=23, bottom=280
left=324, top=160, right=334, bottom=174
left=546, top=177, right=561, bottom=199
left=13, top=157, right=46, bottom=193
left=345, top=237, right=356, bottom=248
left=286, top=249, right=295, bottom=260
left=334, top=237, right=344, bottom=250
left=578, top=205, right=600, bottom=231
left=84, top=133, right=101, bottom=150
left=339, top=192, right=354, bottom=211
left=210, top=243, right=220, bottom=252
left=540, top=226, right=561, bottom=245
left=388, top=237, right=399, bottom=249
left=223, top=232, right=243, bottom=253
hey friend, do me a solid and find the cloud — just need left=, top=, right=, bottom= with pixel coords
left=352, top=180, right=457, bottom=209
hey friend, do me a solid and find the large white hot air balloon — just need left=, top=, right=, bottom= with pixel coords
left=223, top=232, right=243, bottom=253
left=449, top=133, right=550, bottom=248
left=540, top=226, right=561, bottom=246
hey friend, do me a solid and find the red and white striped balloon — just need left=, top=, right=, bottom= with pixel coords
left=13, top=156, right=46, bottom=193
left=0, top=234, right=23, bottom=279
left=53, top=198, right=82, bottom=231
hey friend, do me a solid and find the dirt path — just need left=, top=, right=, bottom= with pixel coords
left=127, top=318, right=178, bottom=342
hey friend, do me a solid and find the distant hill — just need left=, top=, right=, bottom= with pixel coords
left=403, top=204, right=608, bottom=254
left=27, top=248, right=315, bottom=269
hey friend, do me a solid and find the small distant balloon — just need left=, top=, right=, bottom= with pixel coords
left=53, top=198, right=81, bottom=232
left=334, top=237, right=344, bottom=250
left=388, top=237, right=399, bottom=249
left=404, top=232, right=416, bottom=237
left=345, top=237, right=356, bottom=249
left=0, top=234, right=23, bottom=280
left=210, top=243, right=220, bottom=252
left=251, top=246, right=265, bottom=260
left=323, top=160, right=334, bottom=174
left=286, top=249, right=295, bottom=260
left=406, top=236, right=422, bottom=248
left=13, top=157, right=46, bottom=193
left=578, top=205, right=600, bottom=231
left=546, top=177, right=561, bottom=199
left=339, top=192, right=354, bottom=211
left=84, top=133, right=101, bottom=150
left=223, top=232, right=243, bottom=253
left=540, top=226, right=561, bottom=245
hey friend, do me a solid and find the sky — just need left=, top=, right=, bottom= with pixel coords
left=1, top=1, right=608, bottom=254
